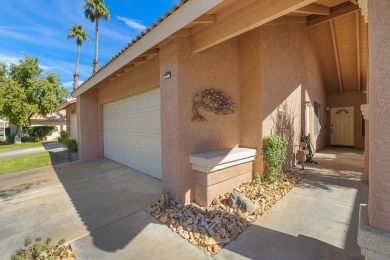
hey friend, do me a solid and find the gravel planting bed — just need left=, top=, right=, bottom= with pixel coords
left=145, top=170, right=306, bottom=255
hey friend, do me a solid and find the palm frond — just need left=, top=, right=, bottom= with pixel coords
left=82, top=0, right=110, bottom=22
left=67, top=24, right=90, bottom=45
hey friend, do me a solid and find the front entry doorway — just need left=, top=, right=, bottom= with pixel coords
left=331, top=106, right=354, bottom=146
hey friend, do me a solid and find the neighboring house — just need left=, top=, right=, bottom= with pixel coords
left=55, top=98, right=77, bottom=140
left=30, top=112, right=67, bottom=140
left=0, top=118, right=8, bottom=140
left=71, top=0, right=390, bottom=256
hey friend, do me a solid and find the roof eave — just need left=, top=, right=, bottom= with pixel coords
left=55, top=99, right=76, bottom=112
left=72, top=0, right=223, bottom=98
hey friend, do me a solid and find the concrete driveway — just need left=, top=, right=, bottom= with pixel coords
left=0, top=159, right=208, bottom=259
left=0, top=142, right=65, bottom=159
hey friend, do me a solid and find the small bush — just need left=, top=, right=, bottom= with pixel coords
left=254, top=172, right=261, bottom=184
left=58, top=131, right=68, bottom=143
left=262, top=136, right=287, bottom=182
left=63, top=137, right=77, bottom=162
left=11, top=237, right=73, bottom=260
left=23, top=126, right=56, bottom=141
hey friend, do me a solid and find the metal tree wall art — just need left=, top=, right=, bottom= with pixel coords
left=192, top=88, right=238, bottom=122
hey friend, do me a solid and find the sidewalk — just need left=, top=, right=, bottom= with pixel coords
left=0, top=142, right=64, bottom=159
left=215, top=147, right=367, bottom=259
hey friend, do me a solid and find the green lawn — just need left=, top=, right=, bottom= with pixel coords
left=0, top=152, right=54, bottom=175
left=0, top=140, right=57, bottom=151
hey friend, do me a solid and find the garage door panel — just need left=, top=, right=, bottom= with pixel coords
left=147, top=134, right=162, bottom=155
left=147, top=91, right=160, bottom=107
left=103, top=89, right=161, bottom=179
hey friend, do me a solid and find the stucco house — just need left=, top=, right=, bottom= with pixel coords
left=72, top=0, right=390, bottom=257
left=55, top=98, right=78, bottom=140
left=29, top=112, right=67, bottom=140
left=0, top=118, right=8, bottom=140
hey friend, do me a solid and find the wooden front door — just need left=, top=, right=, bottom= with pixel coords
left=331, top=106, right=354, bottom=146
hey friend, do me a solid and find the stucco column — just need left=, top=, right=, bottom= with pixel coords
left=358, top=1, right=390, bottom=259
left=160, top=40, right=181, bottom=201
left=160, top=37, right=242, bottom=204
left=367, top=0, right=390, bottom=234
left=77, top=89, right=101, bottom=160
left=238, top=29, right=264, bottom=176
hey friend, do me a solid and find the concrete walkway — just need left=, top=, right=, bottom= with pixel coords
left=0, top=148, right=367, bottom=259
left=216, top=147, right=367, bottom=259
left=0, top=159, right=208, bottom=259
left=0, top=142, right=64, bottom=159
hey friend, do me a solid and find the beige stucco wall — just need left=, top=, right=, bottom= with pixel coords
left=238, top=29, right=264, bottom=175
left=98, top=57, right=160, bottom=105
left=160, top=37, right=242, bottom=203
left=65, top=103, right=77, bottom=137
left=77, top=90, right=101, bottom=160
left=326, top=91, right=366, bottom=148
left=160, top=25, right=327, bottom=203
left=259, top=24, right=327, bottom=166
left=76, top=20, right=367, bottom=206
left=368, top=0, right=390, bottom=233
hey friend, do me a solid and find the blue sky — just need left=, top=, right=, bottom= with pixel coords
left=0, top=0, right=180, bottom=92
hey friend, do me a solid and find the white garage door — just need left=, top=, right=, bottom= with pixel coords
left=70, top=115, right=78, bottom=140
left=103, top=89, right=161, bottom=179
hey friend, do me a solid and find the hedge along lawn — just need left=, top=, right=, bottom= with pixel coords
left=0, top=140, right=58, bottom=151
left=0, top=152, right=53, bottom=175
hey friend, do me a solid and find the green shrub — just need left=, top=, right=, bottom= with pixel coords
left=22, top=126, right=56, bottom=141
left=58, top=130, right=68, bottom=143
left=34, top=126, right=56, bottom=140
left=63, top=137, right=77, bottom=162
left=11, top=237, right=71, bottom=260
left=262, top=136, right=287, bottom=182
left=254, top=172, right=261, bottom=184
left=22, top=127, right=34, bottom=142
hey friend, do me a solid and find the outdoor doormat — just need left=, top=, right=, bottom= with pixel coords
left=145, top=170, right=307, bottom=256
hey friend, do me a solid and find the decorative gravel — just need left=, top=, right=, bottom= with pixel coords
left=145, top=170, right=307, bottom=255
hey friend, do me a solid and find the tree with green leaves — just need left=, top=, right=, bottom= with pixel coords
left=0, top=55, right=69, bottom=144
left=82, top=0, right=110, bottom=74
left=67, top=24, right=90, bottom=90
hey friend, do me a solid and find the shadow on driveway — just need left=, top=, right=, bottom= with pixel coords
left=0, top=159, right=208, bottom=259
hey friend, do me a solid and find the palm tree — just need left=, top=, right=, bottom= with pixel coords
left=67, top=24, right=89, bottom=90
left=82, top=0, right=110, bottom=74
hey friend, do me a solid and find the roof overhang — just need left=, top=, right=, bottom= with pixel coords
left=55, top=98, right=77, bottom=112
left=72, top=0, right=223, bottom=98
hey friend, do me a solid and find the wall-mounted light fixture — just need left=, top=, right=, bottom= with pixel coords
left=164, top=71, right=171, bottom=79
left=325, top=107, right=330, bottom=112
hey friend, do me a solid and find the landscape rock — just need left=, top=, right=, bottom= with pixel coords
left=229, top=191, right=257, bottom=214
left=218, top=228, right=226, bottom=237
left=204, top=236, right=221, bottom=245
left=213, top=244, right=222, bottom=253
left=144, top=170, right=306, bottom=256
